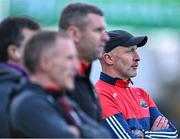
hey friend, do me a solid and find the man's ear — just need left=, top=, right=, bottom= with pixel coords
left=102, top=53, right=114, bottom=65
left=7, top=45, right=21, bottom=61
left=39, top=54, right=51, bottom=72
left=67, top=26, right=81, bottom=43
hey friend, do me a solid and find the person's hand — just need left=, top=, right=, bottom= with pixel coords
left=151, top=116, right=169, bottom=131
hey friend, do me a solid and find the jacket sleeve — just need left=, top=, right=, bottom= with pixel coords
left=103, top=112, right=178, bottom=139
left=143, top=107, right=178, bottom=138
left=99, top=88, right=178, bottom=138
left=71, top=100, right=111, bottom=138
left=10, top=92, right=77, bottom=138
left=103, top=113, right=143, bottom=138
left=98, top=91, right=143, bottom=138
left=141, top=88, right=178, bottom=138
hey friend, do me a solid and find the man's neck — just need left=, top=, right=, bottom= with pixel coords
left=102, top=70, right=129, bottom=81
left=30, top=74, right=59, bottom=90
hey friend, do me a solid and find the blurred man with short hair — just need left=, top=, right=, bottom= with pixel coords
left=0, top=16, right=40, bottom=137
left=10, top=30, right=110, bottom=138
left=59, top=2, right=109, bottom=122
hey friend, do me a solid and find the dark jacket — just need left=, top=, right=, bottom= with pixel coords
left=0, top=63, right=26, bottom=137
left=67, top=63, right=102, bottom=122
left=9, top=80, right=110, bottom=138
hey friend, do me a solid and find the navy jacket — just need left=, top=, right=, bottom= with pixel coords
left=10, top=80, right=110, bottom=138
left=96, top=72, right=178, bottom=138
left=0, top=63, right=26, bottom=137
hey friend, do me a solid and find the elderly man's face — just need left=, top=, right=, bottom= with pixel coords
left=47, top=37, right=79, bottom=90
left=109, top=45, right=140, bottom=80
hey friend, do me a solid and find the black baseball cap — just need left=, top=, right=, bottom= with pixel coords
left=104, top=30, right=148, bottom=53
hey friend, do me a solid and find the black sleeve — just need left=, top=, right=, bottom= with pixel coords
left=10, top=92, right=77, bottom=138
left=72, top=102, right=111, bottom=138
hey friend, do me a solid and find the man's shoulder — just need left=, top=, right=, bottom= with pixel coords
left=75, top=74, right=90, bottom=84
left=0, top=67, right=27, bottom=100
left=131, top=87, right=149, bottom=95
left=95, top=80, right=113, bottom=92
left=10, top=82, right=54, bottom=117
left=73, top=74, right=94, bottom=94
left=0, top=64, right=22, bottom=80
left=13, top=82, right=47, bottom=99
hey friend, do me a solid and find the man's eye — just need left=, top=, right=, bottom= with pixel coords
left=127, top=49, right=135, bottom=53
left=95, top=28, right=104, bottom=32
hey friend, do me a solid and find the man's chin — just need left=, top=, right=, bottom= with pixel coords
left=130, top=73, right=137, bottom=78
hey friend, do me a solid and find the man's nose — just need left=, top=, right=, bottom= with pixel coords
left=133, top=52, right=140, bottom=61
left=101, top=31, right=110, bottom=42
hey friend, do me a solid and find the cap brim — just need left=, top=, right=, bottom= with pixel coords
left=121, top=36, right=148, bottom=47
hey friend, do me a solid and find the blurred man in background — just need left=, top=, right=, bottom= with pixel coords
left=95, top=30, right=178, bottom=138
left=59, top=2, right=109, bottom=122
left=10, top=30, right=110, bottom=138
left=0, top=16, right=40, bottom=137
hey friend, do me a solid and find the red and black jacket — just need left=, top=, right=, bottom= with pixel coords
left=95, top=72, right=178, bottom=138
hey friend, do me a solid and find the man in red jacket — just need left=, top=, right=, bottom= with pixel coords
left=95, top=30, right=178, bottom=138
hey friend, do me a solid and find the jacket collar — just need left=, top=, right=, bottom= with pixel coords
left=100, top=72, right=131, bottom=88
left=0, top=63, right=24, bottom=81
left=29, top=81, right=64, bottom=96
left=0, top=62, right=28, bottom=77
left=78, top=60, right=91, bottom=77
